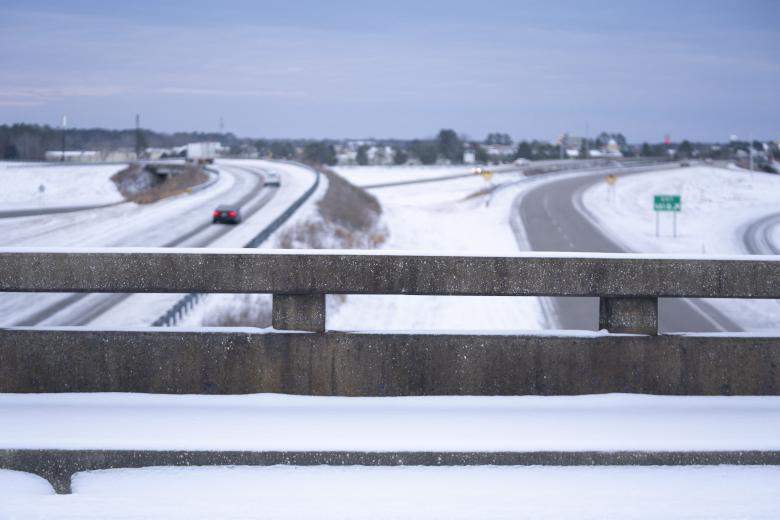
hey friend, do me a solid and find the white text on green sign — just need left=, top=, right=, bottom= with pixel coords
left=654, top=195, right=681, bottom=212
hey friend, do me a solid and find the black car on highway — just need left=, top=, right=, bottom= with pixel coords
left=212, top=205, right=242, bottom=224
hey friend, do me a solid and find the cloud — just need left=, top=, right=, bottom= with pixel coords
left=156, top=87, right=306, bottom=98
left=0, top=100, right=44, bottom=107
left=0, top=86, right=128, bottom=101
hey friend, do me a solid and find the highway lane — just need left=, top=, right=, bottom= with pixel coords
left=514, top=167, right=740, bottom=333
left=7, top=163, right=275, bottom=326
left=0, top=202, right=125, bottom=219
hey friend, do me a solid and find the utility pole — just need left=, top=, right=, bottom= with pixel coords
left=60, top=115, right=67, bottom=162
left=219, top=117, right=224, bottom=133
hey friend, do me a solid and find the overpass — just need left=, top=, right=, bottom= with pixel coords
left=0, top=248, right=779, bottom=492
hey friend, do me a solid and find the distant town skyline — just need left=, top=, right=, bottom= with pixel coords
left=0, top=0, right=777, bottom=142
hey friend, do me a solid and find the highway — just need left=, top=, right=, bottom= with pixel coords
left=514, top=167, right=740, bottom=333
left=2, top=162, right=280, bottom=327
left=0, top=202, right=124, bottom=219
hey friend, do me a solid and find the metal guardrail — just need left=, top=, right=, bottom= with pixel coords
left=151, top=164, right=321, bottom=326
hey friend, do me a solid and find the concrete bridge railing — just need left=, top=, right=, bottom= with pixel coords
left=1, top=248, right=778, bottom=396
left=2, top=248, right=780, bottom=493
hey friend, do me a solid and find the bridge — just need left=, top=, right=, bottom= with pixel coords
left=0, top=248, right=779, bottom=493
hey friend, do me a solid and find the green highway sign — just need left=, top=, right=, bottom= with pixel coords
left=654, top=194, right=681, bottom=212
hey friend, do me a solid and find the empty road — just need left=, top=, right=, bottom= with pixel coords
left=514, top=166, right=740, bottom=333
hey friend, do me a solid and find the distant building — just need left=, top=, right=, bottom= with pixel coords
left=562, top=135, right=583, bottom=158
left=484, top=144, right=515, bottom=158
left=44, top=151, right=101, bottom=162
left=603, top=138, right=623, bottom=157
left=367, top=145, right=395, bottom=165
left=103, top=149, right=138, bottom=162
left=463, top=150, right=476, bottom=164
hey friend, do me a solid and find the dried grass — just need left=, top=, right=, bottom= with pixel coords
left=112, top=164, right=208, bottom=204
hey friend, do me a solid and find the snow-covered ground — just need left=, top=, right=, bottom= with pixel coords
left=3, top=465, right=779, bottom=519
left=0, top=163, right=237, bottom=249
left=1, top=392, right=778, bottom=451
left=327, top=167, right=546, bottom=331
left=336, top=164, right=502, bottom=187
left=0, top=161, right=126, bottom=209
left=583, top=165, right=780, bottom=254
left=582, top=165, right=780, bottom=329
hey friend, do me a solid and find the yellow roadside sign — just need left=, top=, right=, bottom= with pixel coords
left=481, top=170, right=494, bottom=181
left=606, top=174, right=617, bottom=185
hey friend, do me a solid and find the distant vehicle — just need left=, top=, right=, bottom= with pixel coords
left=212, top=205, right=242, bottom=224
left=513, top=158, right=530, bottom=166
left=186, top=142, right=218, bottom=165
left=679, top=161, right=690, bottom=167
left=264, top=172, right=281, bottom=187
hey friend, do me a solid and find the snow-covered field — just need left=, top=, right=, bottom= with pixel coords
left=582, top=165, right=780, bottom=329
left=327, top=166, right=546, bottom=330
left=0, top=161, right=126, bottom=209
left=3, top=465, right=779, bottom=519
left=583, top=165, right=780, bottom=254
left=335, top=164, right=495, bottom=187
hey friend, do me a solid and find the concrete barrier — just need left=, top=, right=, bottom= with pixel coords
left=2, top=249, right=780, bottom=492
left=1, top=250, right=777, bottom=297
left=1, top=328, right=778, bottom=396
left=4, top=448, right=779, bottom=495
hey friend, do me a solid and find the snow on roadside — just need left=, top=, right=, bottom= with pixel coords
left=328, top=168, right=545, bottom=331
left=335, top=164, right=482, bottom=187
left=0, top=162, right=126, bottom=209
left=582, top=165, right=780, bottom=329
left=583, top=165, right=780, bottom=254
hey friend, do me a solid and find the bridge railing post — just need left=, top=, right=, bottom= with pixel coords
left=599, top=297, right=658, bottom=335
left=272, top=294, right=326, bottom=332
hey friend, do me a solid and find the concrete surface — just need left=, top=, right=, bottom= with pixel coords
left=1, top=249, right=777, bottom=298
left=1, top=328, right=778, bottom=396
left=272, top=293, right=326, bottom=332
left=4, top=448, right=780, bottom=495
left=599, top=297, right=658, bottom=334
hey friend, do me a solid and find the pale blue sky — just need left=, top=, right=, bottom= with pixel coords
left=0, top=0, right=777, bottom=141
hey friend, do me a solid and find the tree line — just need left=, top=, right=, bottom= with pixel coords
left=0, top=123, right=242, bottom=161
left=3, top=123, right=773, bottom=165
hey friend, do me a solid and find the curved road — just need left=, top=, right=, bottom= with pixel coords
left=8, top=163, right=278, bottom=327
left=514, top=167, right=739, bottom=333
left=743, top=212, right=780, bottom=255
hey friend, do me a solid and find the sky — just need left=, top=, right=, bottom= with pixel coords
left=0, top=0, right=777, bottom=142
